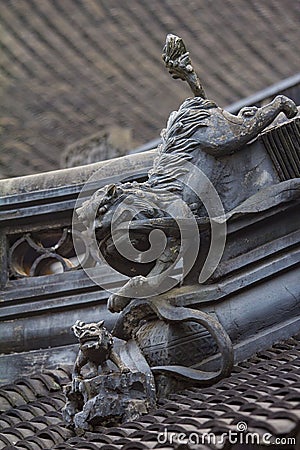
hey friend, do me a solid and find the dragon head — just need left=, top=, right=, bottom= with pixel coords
left=76, top=183, right=122, bottom=233
left=72, top=319, right=112, bottom=346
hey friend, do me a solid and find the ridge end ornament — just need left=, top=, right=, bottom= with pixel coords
left=162, top=33, right=206, bottom=98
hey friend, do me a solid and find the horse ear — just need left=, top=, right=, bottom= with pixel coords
left=106, top=184, right=117, bottom=197
left=97, top=320, right=104, bottom=328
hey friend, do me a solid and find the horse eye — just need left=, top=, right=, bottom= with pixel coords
left=241, top=106, right=258, bottom=117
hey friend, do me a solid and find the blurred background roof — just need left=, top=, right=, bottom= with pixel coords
left=0, top=0, right=300, bottom=179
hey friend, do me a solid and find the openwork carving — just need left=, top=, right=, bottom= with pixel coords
left=261, top=117, right=300, bottom=181
left=9, top=228, right=93, bottom=278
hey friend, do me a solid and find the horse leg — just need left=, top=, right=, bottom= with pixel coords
left=107, top=238, right=179, bottom=313
left=107, top=275, right=150, bottom=313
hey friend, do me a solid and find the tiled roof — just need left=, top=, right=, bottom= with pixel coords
left=0, top=369, right=72, bottom=449
left=0, top=336, right=299, bottom=449
left=0, top=0, right=300, bottom=178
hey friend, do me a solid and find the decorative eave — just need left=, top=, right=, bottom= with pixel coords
left=0, top=117, right=299, bottom=385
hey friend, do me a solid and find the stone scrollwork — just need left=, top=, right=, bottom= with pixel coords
left=9, top=227, right=93, bottom=278
left=149, top=300, right=234, bottom=383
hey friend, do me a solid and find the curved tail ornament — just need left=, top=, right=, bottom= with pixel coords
left=150, top=299, right=234, bottom=384
left=162, top=34, right=206, bottom=98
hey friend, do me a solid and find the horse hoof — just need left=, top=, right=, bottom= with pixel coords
left=278, top=96, right=298, bottom=119
left=108, top=294, right=130, bottom=313
left=286, top=102, right=298, bottom=119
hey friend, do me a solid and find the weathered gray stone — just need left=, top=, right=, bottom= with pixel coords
left=64, top=371, right=154, bottom=433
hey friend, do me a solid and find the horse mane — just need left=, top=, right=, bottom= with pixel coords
left=147, top=97, right=216, bottom=191
left=87, top=98, right=217, bottom=217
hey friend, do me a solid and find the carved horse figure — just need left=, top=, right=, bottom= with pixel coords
left=76, top=36, right=297, bottom=313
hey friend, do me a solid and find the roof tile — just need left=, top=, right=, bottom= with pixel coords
left=0, top=0, right=299, bottom=178
left=0, top=336, right=299, bottom=449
